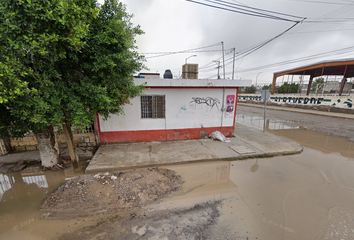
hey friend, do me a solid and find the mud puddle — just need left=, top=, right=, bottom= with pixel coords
left=269, top=127, right=354, bottom=159
left=236, top=114, right=299, bottom=130
left=236, top=113, right=354, bottom=158
left=154, top=148, right=354, bottom=240
left=0, top=143, right=353, bottom=239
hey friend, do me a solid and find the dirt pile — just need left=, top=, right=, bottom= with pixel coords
left=41, top=168, right=183, bottom=216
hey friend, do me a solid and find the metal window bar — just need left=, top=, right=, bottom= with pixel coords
left=22, top=175, right=48, bottom=188
left=141, top=96, right=165, bottom=119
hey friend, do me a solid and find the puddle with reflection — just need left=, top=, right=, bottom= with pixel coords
left=269, top=128, right=354, bottom=159
left=236, top=113, right=300, bottom=130
left=0, top=114, right=353, bottom=239
left=0, top=148, right=353, bottom=239
left=159, top=148, right=354, bottom=240
left=236, top=113, right=354, bottom=159
left=0, top=166, right=85, bottom=239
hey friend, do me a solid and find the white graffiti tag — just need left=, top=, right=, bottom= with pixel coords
left=190, top=97, right=220, bottom=109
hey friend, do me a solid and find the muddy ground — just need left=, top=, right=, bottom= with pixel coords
left=41, top=168, right=183, bottom=218
left=57, top=201, right=222, bottom=240
left=39, top=168, right=224, bottom=239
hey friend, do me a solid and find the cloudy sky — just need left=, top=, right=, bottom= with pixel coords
left=98, top=0, right=354, bottom=85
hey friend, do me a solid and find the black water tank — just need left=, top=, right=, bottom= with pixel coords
left=163, top=69, right=173, bottom=79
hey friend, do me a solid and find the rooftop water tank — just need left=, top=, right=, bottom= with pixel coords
left=163, top=69, right=173, bottom=79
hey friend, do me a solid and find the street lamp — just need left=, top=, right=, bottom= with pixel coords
left=185, top=55, right=197, bottom=64
left=255, top=72, right=262, bottom=87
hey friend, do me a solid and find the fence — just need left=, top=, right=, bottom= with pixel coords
left=8, top=123, right=98, bottom=153
left=0, top=140, right=7, bottom=156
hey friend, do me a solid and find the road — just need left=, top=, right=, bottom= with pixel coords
left=236, top=105, right=354, bottom=142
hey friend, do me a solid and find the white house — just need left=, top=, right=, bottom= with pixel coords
left=97, top=78, right=251, bottom=144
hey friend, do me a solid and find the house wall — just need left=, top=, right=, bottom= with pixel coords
left=98, top=87, right=238, bottom=143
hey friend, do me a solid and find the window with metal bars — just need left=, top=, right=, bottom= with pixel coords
left=141, top=95, right=165, bottom=119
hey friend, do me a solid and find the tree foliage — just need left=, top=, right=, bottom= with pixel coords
left=262, top=84, right=272, bottom=90
left=245, top=85, right=257, bottom=94
left=311, top=77, right=324, bottom=92
left=277, top=82, right=300, bottom=94
left=0, top=0, right=145, bottom=140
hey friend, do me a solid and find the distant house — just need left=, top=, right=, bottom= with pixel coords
left=96, top=78, right=251, bottom=143
left=134, top=73, right=160, bottom=79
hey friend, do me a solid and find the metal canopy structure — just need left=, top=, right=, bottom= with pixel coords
left=271, top=58, right=354, bottom=95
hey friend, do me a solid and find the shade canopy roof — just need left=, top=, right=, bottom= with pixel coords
left=271, top=58, right=354, bottom=95
left=273, top=58, right=354, bottom=78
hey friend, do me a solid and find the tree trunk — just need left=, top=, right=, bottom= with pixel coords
left=3, top=138, right=13, bottom=154
left=35, top=126, right=61, bottom=168
left=62, top=123, right=80, bottom=170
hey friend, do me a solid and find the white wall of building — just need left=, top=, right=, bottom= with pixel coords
left=99, top=88, right=237, bottom=132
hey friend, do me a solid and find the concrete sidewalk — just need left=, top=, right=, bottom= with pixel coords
left=239, top=103, right=354, bottom=120
left=85, top=123, right=302, bottom=173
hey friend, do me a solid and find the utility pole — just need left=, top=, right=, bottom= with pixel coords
left=221, top=41, right=225, bottom=79
left=232, top=48, right=235, bottom=80
left=213, top=60, right=221, bottom=79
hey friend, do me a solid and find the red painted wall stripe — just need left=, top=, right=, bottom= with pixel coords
left=98, top=127, right=235, bottom=144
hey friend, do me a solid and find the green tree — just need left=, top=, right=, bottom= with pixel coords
left=245, top=85, right=257, bottom=93
left=262, top=84, right=272, bottom=90
left=0, top=0, right=144, bottom=168
left=277, top=82, right=300, bottom=94
left=311, top=77, right=324, bottom=92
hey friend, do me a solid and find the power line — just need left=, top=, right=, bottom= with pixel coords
left=287, top=28, right=354, bottom=34
left=143, top=42, right=222, bottom=59
left=233, top=45, right=354, bottom=74
left=184, top=0, right=354, bottom=24
left=285, top=4, right=354, bottom=35
left=284, top=0, right=354, bottom=6
left=184, top=0, right=303, bottom=22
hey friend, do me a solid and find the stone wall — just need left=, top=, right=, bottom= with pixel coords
left=9, top=132, right=97, bottom=153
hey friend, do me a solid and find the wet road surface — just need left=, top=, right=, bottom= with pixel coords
left=236, top=105, right=354, bottom=142
left=0, top=106, right=353, bottom=239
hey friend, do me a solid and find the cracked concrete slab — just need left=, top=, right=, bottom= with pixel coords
left=85, top=124, right=302, bottom=173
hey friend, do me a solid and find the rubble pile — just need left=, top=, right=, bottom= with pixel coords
left=41, top=168, right=183, bottom=215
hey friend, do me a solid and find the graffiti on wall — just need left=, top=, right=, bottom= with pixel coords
left=238, top=94, right=353, bottom=109
left=190, top=97, right=220, bottom=109
left=272, top=97, right=324, bottom=104
left=335, top=98, right=353, bottom=108
left=239, top=95, right=262, bottom=101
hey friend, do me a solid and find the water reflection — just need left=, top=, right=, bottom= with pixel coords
left=0, top=167, right=49, bottom=203
left=154, top=162, right=237, bottom=210
left=236, top=113, right=299, bottom=130
left=0, top=165, right=81, bottom=236
left=250, top=159, right=259, bottom=173
left=236, top=113, right=354, bottom=158
left=0, top=175, right=12, bottom=201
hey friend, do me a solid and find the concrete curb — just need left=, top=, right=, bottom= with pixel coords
left=85, top=148, right=303, bottom=173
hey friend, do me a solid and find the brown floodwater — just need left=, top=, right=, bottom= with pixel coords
left=0, top=119, right=354, bottom=239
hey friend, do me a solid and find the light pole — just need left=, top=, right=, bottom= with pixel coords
left=213, top=60, right=221, bottom=79
left=185, top=55, right=197, bottom=64
left=255, top=72, right=262, bottom=92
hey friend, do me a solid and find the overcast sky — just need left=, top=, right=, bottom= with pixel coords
left=98, top=0, right=354, bottom=85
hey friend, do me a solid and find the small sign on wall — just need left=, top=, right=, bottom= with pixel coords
left=225, top=95, right=235, bottom=118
